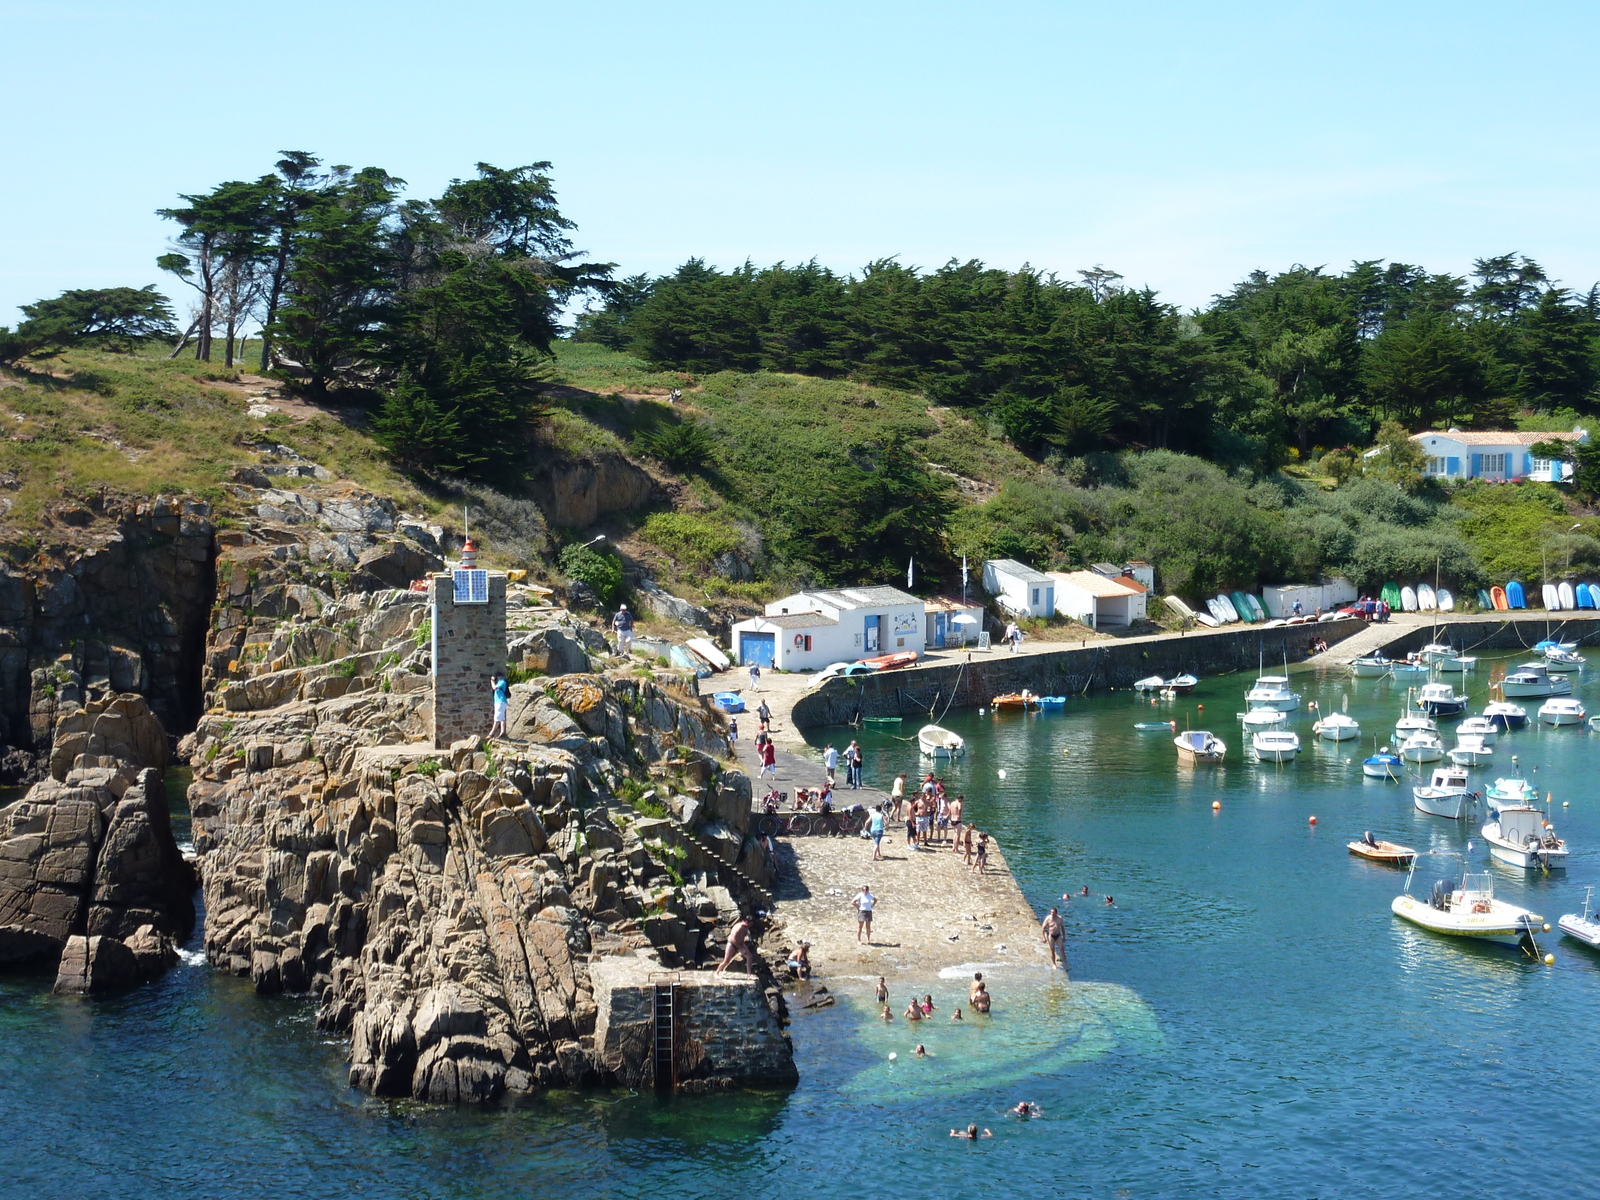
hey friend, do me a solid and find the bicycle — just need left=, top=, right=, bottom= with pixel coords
left=757, top=812, right=812, bottom=837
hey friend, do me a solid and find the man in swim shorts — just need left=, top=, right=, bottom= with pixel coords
left=1041, top=906, right=1067, bottom=970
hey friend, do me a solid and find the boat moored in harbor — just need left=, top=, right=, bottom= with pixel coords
left=1500, top=663, right=1572, bottom=699
left=1457, top=716, right=1499, bottom=746
left=1482, top=801, right=1568, bottom=870
left=1244, top=674, right=1300, bottom=712
left=1348, top=832, right=1416, bottom=866
left=1483, top=701, right=1529, bottom=729
left=1400, top=731, right=1445, bottom=764
left=1251, top=729, right=1301, bottom=762
left=1312, top=711, right=1360, bottom=741
left=1415, top=681, right=1468, bottom=719
left=1539, top=698, right=1587, bottom=726
left=1392, top=872, right=1546, bottom=952
left=1175, top=729, right=1227, bottom=763
left=1449, top=734, right=1494, bottom=767
left=1363, top=747, right=1403, bottom=779
left=918, top=725, right=966, bottom=758
left=1559, top=888, right=1600, bottom=950
left=1413, top=764, right=1475, bottom=818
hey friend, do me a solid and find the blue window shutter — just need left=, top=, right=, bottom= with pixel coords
left=1523, top=453, right=1532, bottom=476
left=1471, top=453, right=1481, bottom=477
left=1447, top=457, right=1460, bottom=476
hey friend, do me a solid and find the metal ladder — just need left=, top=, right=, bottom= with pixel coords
left=651, top=981, right=679, bottom=1090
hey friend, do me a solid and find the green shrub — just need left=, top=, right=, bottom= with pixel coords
left=557, top=543, right=624, bottom=605
left=640, top=511, right=741, bottom=566
left=634, top=420, right=715, bottom=472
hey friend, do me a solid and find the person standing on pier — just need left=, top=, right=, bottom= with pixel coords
left=823, top=743, right=839, bottom=784
left=844, top=739, right=862, bottom=788
left=868, top=804, right=886, bottom=860
left=890, top=772, right=906, bottom=821
left=948, top=795, right=964, bottom=850
left=1041, top=907, right=1067, bottom=971
left=853, top=884, right=876, bottom=944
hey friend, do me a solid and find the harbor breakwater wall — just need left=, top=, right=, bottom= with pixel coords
left=1363, top=614, right=1600, bottom=659
left=792, top=618, right=1366, bottom=730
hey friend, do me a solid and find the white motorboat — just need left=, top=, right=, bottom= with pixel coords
left=1482, top=802, right=1567, bottom=870
left=1457, top=716, right=1499, bottom=747
left=1165, top=673, right=1199, bottom=693
left=1400, top=731, right=1445, bottom=764
left=1395, top=712, right=1438, bottom=743
left=1436, top=655, right=1478, bottom=673
left=1241, top=708, right=1287, bottom=732
left=1500, top=663, right=1572, bottom=699
left=1449, top=734, right=1494, bottom=767
left=1485, top=774, right=1538, bottom=813
left=1538, top=697, right=1587, bottom=726
left=1392, top=872, right=1546, bottom=951
left=1413, top=764, right=1474, bottom=817
left=1558, top=887, right=1600, bottom=950
left=1418, top=642, right=1457, bottom=662
left=1363, top=747, right=1403, bottom=779
left=1174, top=729, right=1226, bottom=763
left=1312, top=711, right=1360, bottom=741
left=1133, top=675, right=1166, bottom=691
left=1251, top=730, right=1301, bottom=762
left=1483, top=701, right=1528, bottom=729
left=917, top=724, right=965, bottom=758
left=1389, top=658, right=1430, bottom=678
left=1244, top=674, right=1300, bottom=712
left=1351, top=654, right=1395, bottom=678
left=1542, top=648, right=1584, bottom=672
left=1414, top=681, right=1468, bottom=718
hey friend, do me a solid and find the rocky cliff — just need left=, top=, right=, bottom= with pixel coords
left=186, top=563, right=792, bottom=1102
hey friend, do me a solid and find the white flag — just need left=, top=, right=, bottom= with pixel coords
left=907, top=557, right=914, bottom=588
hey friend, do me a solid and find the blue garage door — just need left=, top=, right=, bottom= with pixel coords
left=740, top=631, right=775, bottom=667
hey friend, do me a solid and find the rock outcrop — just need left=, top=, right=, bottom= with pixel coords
left=187, top=585, right=789, bottom=1103
left=0, top=694, right=194, bottom=989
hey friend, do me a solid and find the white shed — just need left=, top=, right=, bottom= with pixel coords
left=1051, top=570, right=1148, bottom=629
left=736, top=585, right=926, bottom=670
left=982, top=559, right=1056, bottom=618
left=1262, top=578, right=1357, bottom=619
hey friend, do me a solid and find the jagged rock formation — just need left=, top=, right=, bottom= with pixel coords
left=0, top=694, right=194, bottom=991
left=187, top=581, right=791, bottom=1103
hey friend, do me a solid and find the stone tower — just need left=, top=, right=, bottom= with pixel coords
left=429, top=568, right=507, bottom=749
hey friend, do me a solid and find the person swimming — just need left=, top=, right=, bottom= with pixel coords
left=951, top=1007, right=963, bottom=1021
left=914, top=1044, right=927, bottom=1058
left=950, top=1124, right=992, bottom=1139
left=1011, top=1101, right=1041, bottom=1118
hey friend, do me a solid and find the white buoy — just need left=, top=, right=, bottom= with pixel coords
left=888, top=1052, right=898, bottom=1061
left=998, top=769, right=1008, bottom=780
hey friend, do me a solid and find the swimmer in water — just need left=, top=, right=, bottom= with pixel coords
left=950, top=1124, right=992, bottom=1139
left=1012, top=1101, right=1041, bottom=1118
left=1081, top=885, right=1090, bottom=897
left=951, top=1007, right=963, bottom=1021
left=914, top=1044, right=927, bottom=1058
left=1105, top=895, right=1115, bottom=906
left=875, top=976, right=888, bottom=1003
left=880, top=1004, right=893, bottom=1022
left=904, top=1000, right=924, bottom=1021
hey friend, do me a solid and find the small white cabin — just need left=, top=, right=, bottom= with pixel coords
left=982, top=559, right=1055, bottom=618
left=732, top=585, right=925, bottom=670
left=1051, top=570, right=1147, bottom=629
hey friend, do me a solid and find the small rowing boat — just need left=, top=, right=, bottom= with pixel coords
left=1347, top=833, right=1416, bottom=866
left=991, top=691, right=1040, bottom=711
left=918, top=724, right=965, bottom=758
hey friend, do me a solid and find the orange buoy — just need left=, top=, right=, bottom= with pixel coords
left=1309, top=815, right=1317, bottom=825
left=1212, top=800, right=1221, bottom=811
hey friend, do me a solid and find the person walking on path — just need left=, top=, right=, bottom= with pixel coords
left=823, top=743, right=839, bottom=784
left=852, top=884, right=876, bottom=944
left=756, top=699, right=771, bottom=727
left=868, top=804, right=886, bottom=860
left=611, top=604, right=634, bottom=654
left=728, top=717, right=738, bottom=743
left=890, top=772, right=906, bottom=821
left=1004, top=620, right=1020, bottom=652
left=844, top=740, right=862, bottom=789
left=748, top=662, right=762, bottom=691
left=972, top=831, right=989, bottom=874
left=759, top=738, right=778, bottom=780
left=1041, top=906, right=1067, bottom=971
left=488, top=673, right=510, bottom=739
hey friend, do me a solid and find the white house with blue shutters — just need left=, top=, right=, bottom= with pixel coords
left=1371, top=427, right=1588, bottom=483
left=729, top=585, right=925, bottom=671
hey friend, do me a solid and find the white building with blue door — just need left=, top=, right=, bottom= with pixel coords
left=730, top=586, right=926, bottom=671
left=1379, top=427, right=1588, bottom=482
left=981, top=559, right=1055, bottom=618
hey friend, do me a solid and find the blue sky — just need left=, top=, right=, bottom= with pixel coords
left=3, top=0, right=1597, bottom=325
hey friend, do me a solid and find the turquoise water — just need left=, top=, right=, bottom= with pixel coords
left=6, top=654, right=1600, bottom=1197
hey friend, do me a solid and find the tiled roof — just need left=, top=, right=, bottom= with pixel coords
left=1412, top=429, right=1585, bottom=446
left=923, top=595, right=984, bottom=613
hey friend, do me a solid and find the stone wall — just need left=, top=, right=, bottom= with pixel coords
left=430, top=572, right=508, bottom=749
left=589, top=958, right=797, bottom=1089
left=792, top=618, right=1366, bottom=728
left=1363, top=615, right=1600, bottom=658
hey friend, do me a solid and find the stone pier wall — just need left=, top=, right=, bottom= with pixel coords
left=792, top=618, right=1366, bottom=729
left=589, top=958, right=797, bottom=1089
left=1361, top=614, right=1600, bottom=659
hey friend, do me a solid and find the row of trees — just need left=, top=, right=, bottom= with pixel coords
left=575, top=254, right=1600, bottom=468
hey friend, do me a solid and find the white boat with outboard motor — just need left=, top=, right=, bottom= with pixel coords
left=918, top=724, right=966, bottom=758
left=1449, top=734, right=1494, bottom=767
left=1363, top=747, right=1403, bottom=779
left=1558, top=887, right=1600, bottom=950
left=1418, top=642, right=1458, bottom=662
left=1174, top=729, right=1227, bottom=763
left=1395, top=712, right=1438, bottom=743
left=1483, top=701, right=1528, bottom=729
left=1437, top=653, right=1478, bottom=673
left=1312, top=711, right=1360, bottom=741
left=1392, top=871, right=1547, bottom=952
left=1482, top=801, right=1567, bottom=870
left=1389, top=657, right=1430, bottom=678
left=1539, top=697, right=1587, bottom=726
left=1351, top=654, right=1396, bottom=678
left=1542, top=647, right=1584, bottom=672
left=1400, top=731, right=1445, bottom=764
left=1500, top=662, right=1572, bottom=699
left=1133, top=675, right=1166, bottom=692
left=1241, top=708, right=1287, bottom=732
left=1244, top=674, right=1300, bottom=712
left=1457, top=716, right=1499, bottom=746
left=1165, top=673, right=1199, bottom=693
left=1251, top=729, right=1301, bottom=762
left=1413, top=764, right=1475, bottom=818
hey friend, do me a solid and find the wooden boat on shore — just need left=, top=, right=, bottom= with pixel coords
left=917, top=724, right=965, bottom=758
left=1174, top=729, right=1226, bottom=763
left=859, top=650, right=918, bottom=672
left=1348, top=833, right=1416, bottom=866
left=991, top=691, right=1040, bottom=711
left=686, top=637, right=730, bottom=670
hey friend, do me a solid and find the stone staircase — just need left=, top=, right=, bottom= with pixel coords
left=675, top=822, right=775, bottom=911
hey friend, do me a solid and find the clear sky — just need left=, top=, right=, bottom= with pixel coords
left=3, top=0, right=1597, bottom=325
